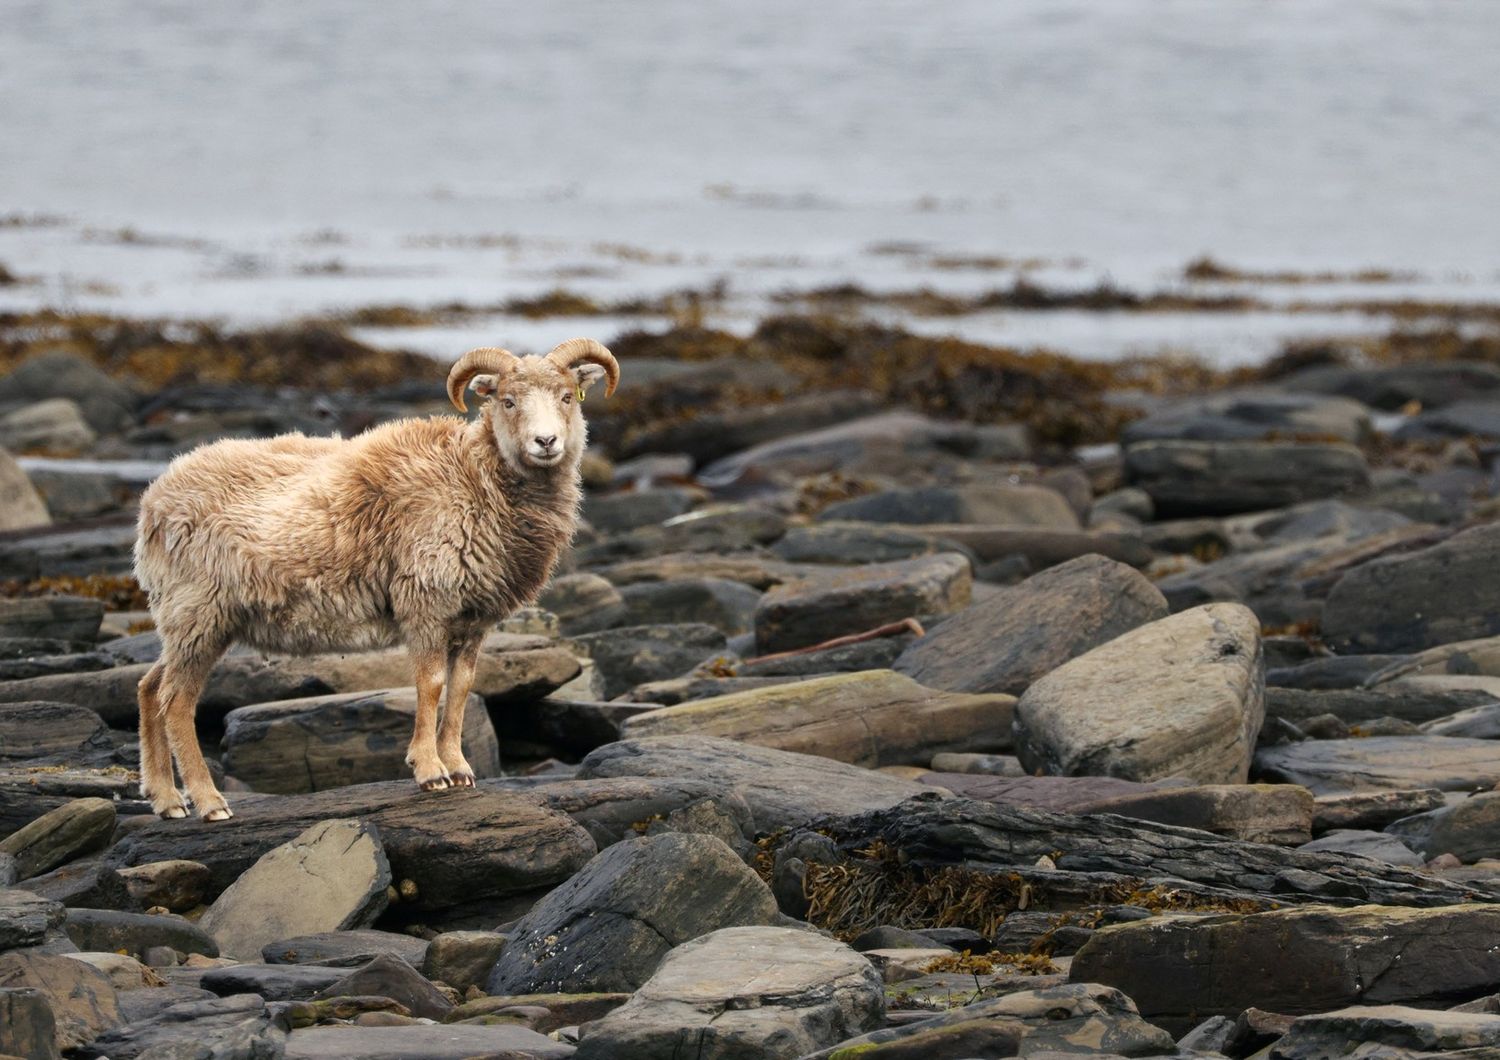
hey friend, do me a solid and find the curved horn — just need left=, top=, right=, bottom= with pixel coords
left=546, top=338, right=619, bottom=398
left=446, top=346, right=518, bottom=412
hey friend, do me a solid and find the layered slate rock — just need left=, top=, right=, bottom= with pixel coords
left=0, top=702, right=112, bottom=761
left=895, top=554, right=1167, bottom=695
left=1070, top=904, right=1500, bottom=1034
left=802, top=982, right=1175, bottom=1059
left=1385, top=791, right=1500, bottom=862
left=818, top=484, right=1079, bottom=529
left=221, top=689, right=500, bottom=794
left=753, top=553, right=971, bottom=654
left=0, top=888, right=65, bottom=949
left=487, top=833, right=782, bottom=995
left=0, top=797, right=116, bottom=880
left=528, top=776, right=757, bottom=849
left=618, top=670, right=1015, bottom=767
left=1323, top=523, right=1500, bottom=653
left=576, top=926, right=883, bottom=1060
left=105, top=783, right=596, bottom=916
left=198, top=819, right=391, bottom=960
left=77, top=993, right=288, bottom=1060
left=1015, top=603, right=1265, bottom=784
left=0, top=950, right=120, bottom=1052
left=1254, top=736, right=1500, bottom=795
left=1125, top=439, right=1370, bottom=517
left=0, top=596, right=103, bottom=642
left=1271, top=1005, right=1500, bottom=1058
left=576, top=736, right=935, bottom=832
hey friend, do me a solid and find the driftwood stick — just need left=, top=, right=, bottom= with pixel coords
left=742, top=618, right=926, bottom=667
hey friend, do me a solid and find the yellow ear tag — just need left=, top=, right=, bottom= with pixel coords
left=576, top=385, right=586, bottom=403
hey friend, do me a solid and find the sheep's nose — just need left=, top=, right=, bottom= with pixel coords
left=535, top=434, right=557, bottom=450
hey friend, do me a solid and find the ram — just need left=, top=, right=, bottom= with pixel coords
left=133, top=338, right=619, bottom=821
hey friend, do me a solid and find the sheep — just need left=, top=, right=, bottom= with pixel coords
left=133, top=338, right=619, bottom=821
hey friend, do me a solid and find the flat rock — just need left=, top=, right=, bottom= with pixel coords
left=1067, top=783, right=1314, bottom=846
left=508, top=696, right=657, bottom=755
left=0, top=702, right=112, bottom=761
left=576, top=925, right=882, bottom=1060
left=199, top=818, right=391, bottom=960
left=0, top=949, right=119, bottom=1052
left=1016, top=602, right=1265, bottom=784
left=1298, top=829, right=1425, bottom=867
left=527, top=776, right=757, bottom=849
left=1324, top=523, right=1500, bottom=653
left=1125, top=439, right=1370, bottom=517
left=0, top=797, right=116, bottom=881
left=0, top=446, right=51, bottom=530
left=488, top=833, right=782, bottom=995
left=1386, top=790, right=1500, bottom=862
left=576, top=736, right=935, bottom=833
left=313, top=953, right=452, bottom=1020
left=221, top=689, right=500, bottom=793
left=593, top=551, right=811, bottom=590
left=622, top=388, right=883, bottom=466
left=895, top=554, right=1167, bottom=695
left=1272, top=1004, right=1500, bottom=1058
left=0, top=596, right=104, bottom=642
left=1070, top=903, right=1500, bottom=1034
left=77, top=992, right=286, bottom=1060
left=262, top=928, right=429, bottom=968
left=283, top=1023, right=574, bottom=1059
left=1254, top=735, right=1500, bottom=795
left=754, top=553, right=971, bottom=653
left=619, top=670, right=1015, bottom=767
left=618, top=674, right=801, bottom=705
left=1122, top=390, right=1371, bottom=445
left=1312, top=789, right=1447, bottom=833
left=64, top=909, right=218, bottom=959
left=200, top=962, right=346, bottom=1001
left=617, top=577, right=762, bottom=635
left=818, top=484, right=1079, bottom=529
left=105, top=783, right=596, bottom=917
left=570, top=623, right=726, bottom=699
left=0, top=887, right=65, bottom=949
left=1286, top=359, right=1500, bottom=411
left=1266, top=684, right=1494, bottom=726
left=739, top=633, right=912, bottom=676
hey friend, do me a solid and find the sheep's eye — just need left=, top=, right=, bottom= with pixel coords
left=562, top=392, right=572, bottom=405
left=502, top=398, right=516, bottom=410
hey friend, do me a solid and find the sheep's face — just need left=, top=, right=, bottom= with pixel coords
left=475, top=358, right=609, bottom=473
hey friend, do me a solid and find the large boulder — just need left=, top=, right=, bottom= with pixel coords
left=198, top=819, right=391, bottom=959
left=895, top=554, right=1167, bottom=695
left=576, top=926, right=883, bottom=1060
left=0, top=798, right=116, bottom=880
left=818, top=484, right=1079, bottom=529
left=577, top=736, right=936, bottom=832
left=1323, top=523, right=1500, bottom=653
left=0, top=447, right=51, bottom=530
left=1271, top=1005, right=1500, bottom=1058
left=1126, top=440, right=1370, bottom=517
left=619, top=670, right=1014, bottom=767
left=63, top=909, right=218, bottom=959
left=0, top=986, right=58, bottom=1060
left=0, top=950, right=119, bottom=1052
left=80, top=992, right=288, bottom=1060
left=487, top=833, right=783, bottom=995
left=754, top=553, right=971, bottom=653
left=1070, top=903, right=1500, bottom=1034
left=1015, top=603, right=1265, bottom=784
left=221, top=689, right=500, bottom=793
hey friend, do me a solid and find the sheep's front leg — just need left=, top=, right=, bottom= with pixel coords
left=438, top=635, right=484, bottom=787
left=405, top=647, right=452, bottom=791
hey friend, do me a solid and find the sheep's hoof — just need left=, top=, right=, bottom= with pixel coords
left=149, top=790, right=189, bottom=819
left=158, top=805, right=189, bottom=820
left=202, top=806, right=234, bottom=823
left=448, top=770, right=475, bottom=788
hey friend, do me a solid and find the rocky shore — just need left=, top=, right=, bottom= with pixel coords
left=5, top=308, right=1500, bottom=1057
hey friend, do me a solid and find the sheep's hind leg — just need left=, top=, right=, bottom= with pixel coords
left=437, top=635, right=484, bottom=787
left=406, top=646, right=452, bottom=791
left=159, top=638, right=233, bottom=822
left=137, top=663, right=187, bottom=819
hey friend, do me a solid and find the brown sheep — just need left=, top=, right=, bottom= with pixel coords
left=133, top=338, right=619, bottom=821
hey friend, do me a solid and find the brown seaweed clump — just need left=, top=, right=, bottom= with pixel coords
left=0, top=573, right=149, bottom=611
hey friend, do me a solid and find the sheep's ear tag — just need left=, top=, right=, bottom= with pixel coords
left=576, top=385, right=586, bottom=403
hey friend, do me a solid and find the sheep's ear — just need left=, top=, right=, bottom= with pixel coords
left=470, top=374, right=500, bottom=399
left=573, top=363, right=608, bottom=394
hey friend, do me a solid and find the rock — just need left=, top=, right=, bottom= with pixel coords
left=116, top=860, right=212, bottom=913
left=0, top=797, right=116, bottom=881
left=528, top=776, right=757, bottom=849
left=911, top=524, right=1153, bottom=570
left=0, top=398, right=96, bottom=454
left=537, top=573, right=627, bottom=634
left=1312, top=789, right=1447, bottom=833
left=618, top=674, right=800, bottom=705
left=422, top=931, right=507, bottom=993
left=0, top=950, right=119, bottom=1052
left=819, top=484, right=1079, bottom=529
left=739, top=632, right=913, bottom=675
left=283, top=1023, right=574, bottom=1059
left=106, top=783, right=596, bottom=918
left=801, top=981, right=1174, bottom=1059
left=0, top=596, right=104, bottom=642
left=200, top=962, right=345, bottom=1001
left=16, top=858, right=131, bottom=910
left=1266, top=684, right=1494, bottom=727
left=1298, top=829, right=1425, bottom=867
left=1323, top=523, right=1500, bottom=654
left=0, top=351, right=138, bottom=435
left=927, top=752, right=1026, bottom=776
left=221, top=689, right=500, bottom=794
left=617, top=577, right=762, bottom=635
left=754, top=553, right=970, bottom=654
left=198, top=819, right=391, bottom=960
left=78, top=992, right=287, bottom=1060
left=577, top=736, right=935, bottom=832
left=574, top=925, right=880, bottom=1060
left=508, top=696, right=655, bottom=755
left=895, top=554, right=1167, bottom=695
left=0, top=518, right=137, bottom=580
left=1286, top=360, right=1500, bottom=411
left=64, top=951, right=156, bottom=991
left=0, top=985, right=59, bottom=1060
left=569, top=622, right=725, bottom=699
left=0, top=765, right=143, bottom=839
left=1423, top=701, right=1500, bottom=738
left=1385, top=791, right=1500, bottom=862
left=445, top=991, right=627, bottom=1032
left=0, top=447, right=50, bottom=530
left=313, top=954, right=453, bottom=1020
left=488, top=833, right=782, bottom=994
left=1070, top=903, right=1500, bottom=1034
left=1067, top=783, right=1314, bottom=846
left=1397, top=399, right=1500, bottom=441
left=262, top=928, right=429, bottom=968
left=0, top=702, right=112, bottom=761
left=619, top=670, right=1014, bottom=768
left=64, top=909, right=218, bottom=959
left=583, top=486, right=700, bottom=533
left=576, top=504, right=788, bottom=564
left=1254, top=736, right=1500, bottom=794
left=771, top=522, right=979, bottom=568
left=593, top=551, right=810, bottom=590
left=1274, top=1005, right=1500, bottom=1058
left=1015, top=603, right=1264, bottom=784
left=0, top=887, right=65, bottom=949
left=1122, top=390, right=1371, bottom=445
left=1125, top=440, right=1370, bottom=517
left=24, top=468, right=130, bottom=521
